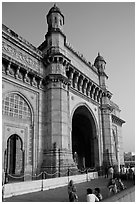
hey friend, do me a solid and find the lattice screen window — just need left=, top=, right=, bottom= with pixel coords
left=2, top=93, right=31, bottom=120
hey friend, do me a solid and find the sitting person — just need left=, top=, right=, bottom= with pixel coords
left=94, top=188, right=103, bottom=201
left=86, top=188, right=99, bottom=202
left=116, top=178, right=126, bottom=192
left=107, top=178, right=117, bottom=194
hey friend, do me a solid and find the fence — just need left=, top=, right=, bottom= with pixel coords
left=2, top=170, right=98, bottom=199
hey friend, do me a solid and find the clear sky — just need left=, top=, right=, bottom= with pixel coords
left=2, top=2, right=135, bottom=152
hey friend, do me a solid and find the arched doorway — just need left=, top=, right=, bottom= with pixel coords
left=72, top=105, right=99, bottom=169
left=6, top=134, right=24, bottom=175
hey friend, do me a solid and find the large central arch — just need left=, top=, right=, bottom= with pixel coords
left=72, top=105, right=99, bottom=169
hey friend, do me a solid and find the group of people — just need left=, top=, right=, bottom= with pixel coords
left=120, top=165, right=135, bottom=180
left=104, top=165, right=135, bottom=181
left=68, top=171, right=127, bottom=202
left=107, top=177, right=126, bottom=195
left=105, top=165, right=126, bottom=195
left=68, top=180, right=103, bottom=202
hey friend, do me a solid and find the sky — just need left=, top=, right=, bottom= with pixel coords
left=2, top=2, right=135, bottom=152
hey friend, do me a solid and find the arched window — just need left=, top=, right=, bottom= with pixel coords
left=2, top=93, right=31, bottom=120
left=55, top=17, right=57, bottom=24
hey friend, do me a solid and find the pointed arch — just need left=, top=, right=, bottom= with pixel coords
left=71, top=102, right=99, bottom=138
left=71, top=103, right=100, bottom=169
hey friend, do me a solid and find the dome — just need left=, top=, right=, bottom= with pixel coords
left=47, top=4, right=63, bottom=17
left=94, top=52, right=106, bottom=64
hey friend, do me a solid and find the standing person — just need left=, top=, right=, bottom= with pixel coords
left=86, top=188, right=99, bottom=202
left=108, top=166, right=114, bottom=179
left=69, top=186, right=78, bottom=202
left=104, top=166, right=108, bottom=178
left=68, top=180, right=78, bottom=201
left=68, top=180, right=75, bottom=195
left=94, top=188, right=103, bottom=201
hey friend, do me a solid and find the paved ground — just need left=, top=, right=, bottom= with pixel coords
left=4, top=177, right=134, bottom=202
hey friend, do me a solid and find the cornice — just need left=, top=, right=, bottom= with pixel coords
left=112, top=114, right=125, bottom=126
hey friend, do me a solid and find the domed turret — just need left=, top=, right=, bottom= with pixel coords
left=46, top=3, right=64, bottom=33
left=94, top=52, right=106, bottom=69
left=47, top=3, right=62, bottom=16
left=94, top=52, right=107, bottom=89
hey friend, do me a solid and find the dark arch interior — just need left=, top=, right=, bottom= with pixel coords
left=72, top=106, right=96, bottom=169
left=7, top=134, right=23, bottom=175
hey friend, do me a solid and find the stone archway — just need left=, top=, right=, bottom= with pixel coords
left=72, top=105, right=99, bottom=169
left=6, top=134, right=24, bottom=175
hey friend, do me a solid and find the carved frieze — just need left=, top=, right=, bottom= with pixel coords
left=2, top=40, right=40, bottom=71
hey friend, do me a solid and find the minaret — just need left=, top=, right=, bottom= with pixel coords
left=94, top=52, right=108, bottom=89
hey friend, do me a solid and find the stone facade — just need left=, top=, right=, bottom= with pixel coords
left=2, top=4, right=125, bottom=180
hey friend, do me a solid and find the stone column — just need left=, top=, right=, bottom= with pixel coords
left=87, top=82, right=92, bottom=97
left=78, top=75, right=83, bottom=92
left=67, top=67, right=74, bottom=86
left=82, top=78, right=88, bottom=94
left=91, top=84, right=96, bottom=99
left=73, top=72, right=79, bottom=89
left=101, top=93, right=116, bottom=167
left=41, top=60, right=77, bottom=175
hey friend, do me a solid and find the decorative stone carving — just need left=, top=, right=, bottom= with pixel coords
left=24, top=71, right=30, bottom=84
left=2, top=41, right=40, bottom=71
left=15, top=66, right=23, bottom=80
left=73, top=72, right=79, bottom=89
left=82, top=78, right=88, bottom=94
left=87, top=82, right=92, bottom=97
left=32, top=76, right=38, bottom=87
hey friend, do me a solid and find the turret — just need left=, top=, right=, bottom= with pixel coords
left=46, top=3, right=64, bottom=33
left=44, top=4, right=65, bottom=51
left=94, top=52, right=108, bottom=89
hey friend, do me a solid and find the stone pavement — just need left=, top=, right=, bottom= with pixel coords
left=4, top=177, right=134, bottom=202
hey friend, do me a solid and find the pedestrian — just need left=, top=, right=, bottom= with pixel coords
left=94, top=188, right=103, bottom=201
left=86, top=188, right=99, bottom=202
left=68, top=180, right=75, bottom=195
left=104, top=166, right=108, bottom=178
left=107, top=178, right=117, bottom=195
left=108, top=166, right=114, bottom=179
left=69, top=186, right=78, bottom=202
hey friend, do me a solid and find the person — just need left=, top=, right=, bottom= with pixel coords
left=107, top=178, right=117, bottom=195
left=108, top=166, right=114, bottom=179
left=86, top=188, right=99, bottom=202
left=104, top=166, right=108, bottom=178
left=69, top=186, right=78, bottom=202
left=94, top=188, right=103, bottom=201
left=116, top=178, right=126, bottom=192
left=68, top=180, right=75, bottom=195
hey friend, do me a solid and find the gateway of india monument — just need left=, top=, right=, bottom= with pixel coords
left=2, top=4, right=125, bottom=180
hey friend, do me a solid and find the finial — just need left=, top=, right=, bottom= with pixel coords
left=54, top=3, right=57, bottom=7
left=98, top=52, right=100, bottom=56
